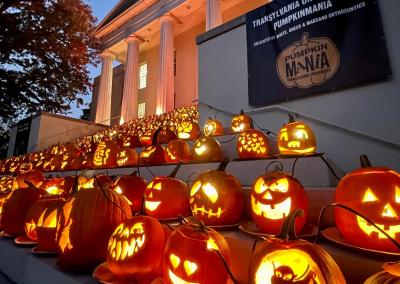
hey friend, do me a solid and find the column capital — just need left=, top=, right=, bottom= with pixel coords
left=126, top=34, right=143, bottom=44
left=100, top=50, right=116, bottom=59
left=159, top=14, right=175, bottom=25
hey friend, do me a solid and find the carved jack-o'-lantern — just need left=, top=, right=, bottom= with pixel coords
left=251, top=168, right=308, bottom=234
left=36, top=202, right=63, bottom=251
left=145, top=164, right=190, bottom=220
left=277, top=32, right=340, bottom=89
left=156, top=127, right=177, bottom=144
left=191, top=137, right=224, bottom=162
left=113, top=172, right=147, bottom=214
left=335, top=155, right=400, bottom=252
left=140, top=130, right=154, bottom=146
left=0, top=176, right=14, bottom=197
left=237, top=129, right=269, bottom=159
left=106, top=216, right=168, bottom=280
left=123, top=135, right=141, bottom=148
left=163, top=223, right=231, bottom=284
left=278, top=115, right=316, bottom=155
left=231, top=110, right=254, bottom=133
left=93, top=141, right=120, bottom=168
left=203, top=118, right=224, bottom=137
left=139, top=145, right=166, bottom=165
left=249, top=210, right=345, bottom=284
left=165, top=140, right=191, bottom=163
left=176, top=121, right=200, bottom=140
left=116, top=148, right=138, bottom=167
left=190, top=159, right=244, bottom=226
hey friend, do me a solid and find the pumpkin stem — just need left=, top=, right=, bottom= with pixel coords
left=239, top=109, right=244, bottom=115
left=360, top=155, right=372, bottom=168
left=169, top=163, right=182, bottom=178
left=276, top=209, right=304, bottom=241
left=217, top=158, right=230, bottom=171
left=301, top=32, right=309, bottom=45
left=129, top=170, right=138, bottom=177
left=288, top=114, right=296, bottom=123
left=152, top=127, right=162, bottom=145
left=265, top=161, right=283, bottom=173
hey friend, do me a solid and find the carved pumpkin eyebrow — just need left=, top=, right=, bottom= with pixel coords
left=296, top=125, right=305, bottom=129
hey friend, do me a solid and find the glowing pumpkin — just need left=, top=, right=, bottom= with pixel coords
left=176, top=121, right=200, bottom=140
left=123, top=135, right=141, bottom=148
left=106, top=216, right=168, bottom=280
left=251, top=170, right=309, bottom=234
left=163, top=222, right=230, bottom=284
left=249, top=210, right=346, bottom=284
left=113, top=172, right=147, bottom=214
left=144, top=164, right=190, bottom=220
left=335, top=155, right=400, bottom=252
left=140, top=130, right=155, bottom=146
left=191, top=137, right=224, bottom=162
left=36, top=203, right=64, bottom=251
left=139, top=145, right=166, bottom=165
left=93, top=141, right=120, bottom=169
left=203, top=118, right=224, bottom=137
left=55, top=181, right=131, bottom=270
left=156, top=127, right=177, bottom=144
left=165, top=140, right=191, bottom=163
left=0, top=176, right=14, bottom=197
left=13, top=169, right=44, bottom=190
left=116, top=148, right=138, bottom=167
left=190, top=159, right=244, bottom=226
left=278, top=115, right=316, bottom=155
left=231, top=110, right=253, bottom=133
left=237, top=129, right=269, bottom=159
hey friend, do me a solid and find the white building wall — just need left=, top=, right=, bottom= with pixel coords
left=198, top=0, right=400, bottom=172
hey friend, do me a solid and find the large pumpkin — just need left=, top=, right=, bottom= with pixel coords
left=113, top=172, right=147, bottom=214
left=191, top=137, right=224, bottom=162
left=106, top=216, right=168, bottom=280
left=231, top=110, right=253, bottom=133
left=278, top=115, right=316, bottom=155
left=249, top=210, right=346, bottom=284
left=1, top=187, right=41, bottom=236
left=190, top=159, right=244, bottom=226
left=251, top=169, right=309, bottom=234
left=163, top=223, right=230, bottom=284
left=55, top=181, right=131, bottom=270
left=237, top=129, right=269, bottom=159
left=144, top=164, right=190, bottom=220
left=335, top=155, right=400, bottom=252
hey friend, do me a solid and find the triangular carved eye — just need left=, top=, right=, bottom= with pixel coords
left=363, top=188, right=378, bottom=203
left=396, top=186, right=400, bottom=203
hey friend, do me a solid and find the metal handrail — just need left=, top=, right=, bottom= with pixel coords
left=198, top=100, right=400, bottom=149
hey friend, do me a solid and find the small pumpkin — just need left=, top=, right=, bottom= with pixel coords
left=156, top=127, right=177, bottom=144
left=251, top=166, right=309, bottom=234
left=231, top=110, right=253, bottom=133
left=335, top=155, right=400, bottom=252
left=144, top=164, right=190, bottom=220
left=190, top=159, right=244, bottom=226
left=123, top=135, right=141, bottom=148
left=116, top=148, right=138, bottom=167
left=237, top=129, right=269, bottom=159
left=191, top=137, right=224, bottom=162
left=113, top=172, right=147, bottom=214
left=165, top=140, right=191, bottom=163
left=203, top=118, right=224, bottom=137
left=176, top=121, right=200, bottom=140
left=106, top=216, right=169, bottom=280
left=163, top=222, right=231, bottom=284
left=249, top=210, right=346, bottom=284
left=278, top=115, right=316, bottom=155
left=139, top=129, right=166, bottom=165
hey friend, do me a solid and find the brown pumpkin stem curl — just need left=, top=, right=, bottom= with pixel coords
left=360, top=154, right=372, bottom=168
left=217, top=158, right=230, bottom=171
left=276, top=209, right=304, bottom=241
left=169, top=163, right=182, bottom=178
left=288, top=114, right=296, bottom=123
left=315, top=203, right=400, bottom=250
left=265, top=161, right=284, bottom=174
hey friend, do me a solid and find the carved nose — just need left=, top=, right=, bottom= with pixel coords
left=382, top=203, right=397, bottom=218
left=263, top=191, right=273, bottom=200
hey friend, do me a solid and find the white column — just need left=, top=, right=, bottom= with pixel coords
left=95, top=51, right=115, bottom=125
left=156, top=15, right=175, bottom=115
left=120, top=35, right=141, bottom=124
left=206, top=0, right=222, bottom=31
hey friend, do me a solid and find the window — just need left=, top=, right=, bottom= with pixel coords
left=139, top=62, right=147, bottom=89
left=138, top=102, right=146, bottom=119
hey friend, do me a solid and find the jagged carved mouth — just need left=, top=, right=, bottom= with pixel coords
left=278, top=145, right=315, bottom=154
left=117, top=157, right=128, bottom=166
left=108, top=236, right=145, bottom=261
left=145, top=201, right=161, bottom=211
left=192, top=204, right=225, bottom=218
left=356, top=216, right=400, bottom=239
left=168, top=269, right=199, bottom=284
left=251, top=196, right=291, bottom=220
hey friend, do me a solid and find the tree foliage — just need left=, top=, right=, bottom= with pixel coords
left=0, top=0, right=99, bottom=157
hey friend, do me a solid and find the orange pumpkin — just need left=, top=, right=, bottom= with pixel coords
left=231, top=110, right=253, bottom=133
left=93, top=140, right=120, bottom=169
left=165, top=140, right=191, bottom=163
left=191, top=137, right=224, bottom=162
left=203, top=118, right=224, bottom=137
left=156, top=127, right=177, bottom=144
left=176, top=121, right=200, bottom=140
left=113, top=172, right=147, bottom=214
left=237, top=129, right=269, bottom=159
left=116, top=148, right=138, bottom=167
left=365, top=262, right=400, bottom=284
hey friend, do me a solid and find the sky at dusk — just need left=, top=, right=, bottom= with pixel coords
left=70, top=0, right=120, bottom=118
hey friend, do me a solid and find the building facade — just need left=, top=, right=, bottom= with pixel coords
left=91, top=0, right=268, bottom=125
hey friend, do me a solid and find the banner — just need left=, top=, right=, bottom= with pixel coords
left=246, top=0, right=391, bottom=107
